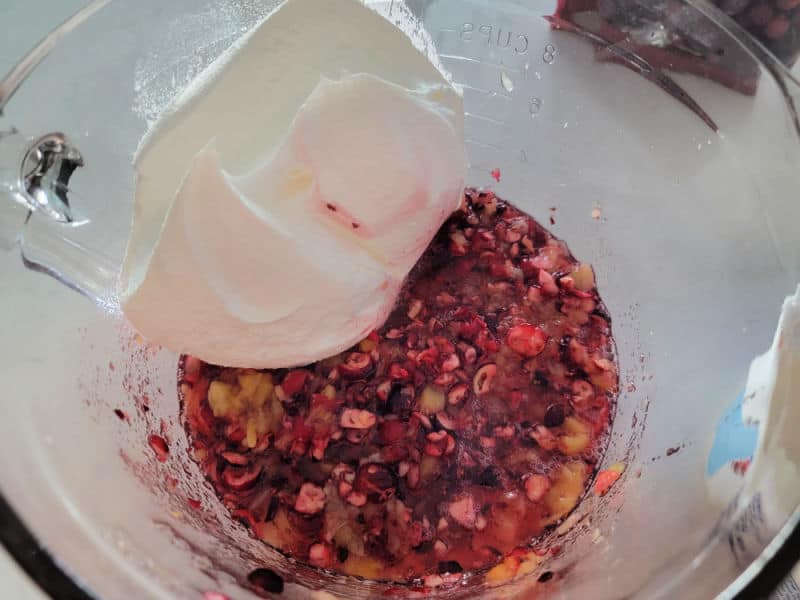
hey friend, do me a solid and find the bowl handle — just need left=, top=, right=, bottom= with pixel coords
left=0, top=128, right=119, bottom=309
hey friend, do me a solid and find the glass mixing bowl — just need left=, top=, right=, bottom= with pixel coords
left=1, top=0, right=800, bottom=598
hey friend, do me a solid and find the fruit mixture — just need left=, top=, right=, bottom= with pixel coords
left=181, top=189, right=618, bottom=584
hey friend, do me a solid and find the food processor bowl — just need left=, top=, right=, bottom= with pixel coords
left=1, top=0, right=800, bottom=598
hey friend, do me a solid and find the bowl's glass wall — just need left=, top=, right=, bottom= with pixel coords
left=0, top=1, right=799, bottom=598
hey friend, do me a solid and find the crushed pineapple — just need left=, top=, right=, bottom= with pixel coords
left=245, top=420, right=258, bottom=448
left=558, top=416, right=591, bottom=456
left=359, top=337, right=377, bottom=352
left=419, top=386, right=446, bottom=415
left=571, top=263, right=595, bottom=291
left=543, top=461, right=587, bottom=525
left=486, top=556, right=519, bottom=585
left=208, top=381, right=235, bottom=417
left=343, top=555, right=385, bottom=579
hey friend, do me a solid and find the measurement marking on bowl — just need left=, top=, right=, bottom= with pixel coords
left=543, top=44, right=557, bottom=65
left=458, top=22, right=530, bottom=55
left=529, top=97, right=543, bottom=117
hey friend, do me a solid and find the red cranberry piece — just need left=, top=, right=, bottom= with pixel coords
left=530, top=425, right=557, bottom=451
left=247, top=569, right=284, bottom=595
left=441, top=353, right=461, bottom=372
left=295, top=482, right=326, bottom=515
left=339, top=408, right=376, bottom=430
left=148, top=435, right=169, bottom=463
left=281, top=370, right=308, bottom=396
left=506, top=324, right=548, bottom=358
left=182, top=355, right=202, bottom=383
left=424, top=430, right=454, bottom=457
left=524, top=474, right=551, bottom=502
left=389, top=363, right=410, bottom=380
left=571, top=380, right=594, bottom=405
left=379, top=420, right=408, bottom=444
left=448, top=494, right=477, bottom=529
left=538, top=270, right=558, bottom=295
left=447, top=383, right=469, bottom=405
left=473, top=364, right=497, bottom=396
left=221, top=451, right=249, bottom=466
left=338, top=352, right=375, bottom=380
left=309, top=543, right=333, bottom=568
left=222, top=465, right=262, bottom=491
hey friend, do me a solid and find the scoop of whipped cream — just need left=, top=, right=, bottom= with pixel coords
left=121, top=0, right=465, bottom=368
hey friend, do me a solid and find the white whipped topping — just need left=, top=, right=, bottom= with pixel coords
left=121, top=0, right=465, bottom=368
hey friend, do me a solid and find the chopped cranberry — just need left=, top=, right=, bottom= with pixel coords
left=339, top=408, right=376, bottom=430
left=309, top=542, right=333, bottom=568
left=222, top=465, right=261, bottom=491
left=473, top=363, right=497, bottom=395
left=338, top=352, right=374, bottom=380
left=524, top=474, right=551, bottom=502
left=281, top=370, right=308, bottom=396
left=295, top=482, right=326, bottom=515
left=506, top=324, right=548, bottom=358
left=448, top=494, right=477, bottom=529
left=148, top=435, right=169, bottom=463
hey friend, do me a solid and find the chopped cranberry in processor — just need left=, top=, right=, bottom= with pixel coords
left=181, top=189, right=618, bottom=583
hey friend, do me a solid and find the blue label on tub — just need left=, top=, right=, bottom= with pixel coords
left=706, top=391, right=759, bottom=477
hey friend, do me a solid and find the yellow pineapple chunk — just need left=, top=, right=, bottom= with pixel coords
left=342, top=555, right=384, bottom=579
left=543, top=461, right=588, bottom=525
left=256, top=521, right=282, bottom=546
left=559, top=416, right=591, bottom=456
left=253, top=379, right=274, bottom=408
left=419, top=386, right=445, bottom=415
left=207, top=381, right=234, bottom=417
left=245, top=419, right=258, bottom=448
left=572, top=263, right=595, bottom=291
left=359, top=338, right=377, bottom=352
left=419, top=455, right=441, bottom=484
left=237, top=371, right=261, bottom=395
left=486, top=556, right=520, bottom=585
left=517, top=551, right=545, bottom=577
